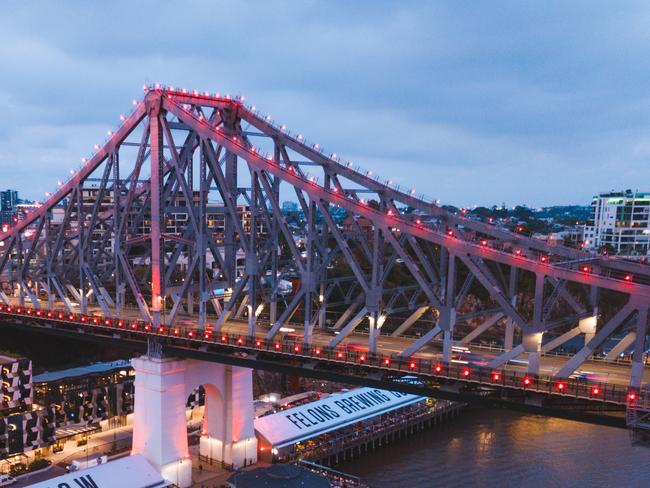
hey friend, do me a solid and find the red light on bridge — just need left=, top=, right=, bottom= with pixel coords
left=255, top=340, right=262, bottom=347
left=415, top=219, right=422, bottom=225
left=582, top=266, right=590, bottom=273
left=188, top=331, right=194, bottom=337
left=447, top=230, right=454, bottom=237
left=480, top=240, right=488, bottom=246
left=144, top=324, right=151, bottom=331
left=463, top=368, right=470, bottom=377
left=174, top=328, right=180, bottom=336
left=628, top=392, right=637, bottom=402
left=58, top=313, right=64, bottom=319
left=238, top=338, right=243, bottom=345
left=434, top=364, right=442, bottom=373
left=359, top=355, right=366, bottom=362
left=47, top=311, right=53, bottom=318
left=117, top=320, right=124, bottom=327
left=409, top=361, right=416, bottom=369
left=540, top=255, right=548, bottom=263
left=557, top=382, right=566, bottom=391
left=222, top=335, right=228, bottom=342
left=275, top=343, right=281, bottom=350
left=130, top=322, right=137, bottom=329
left=204, top=332, right=210, bottom=339
left=523, top=377, right=531, bottom=386
left=93, top=318, right=99, bottom=325
left=384, top=358, right=390, bottom=366
left=159, top=326, right=165, bottom=333
left=337, top=351, right=344, bottom=358
left=591, top=387, right=600, bottom=395
left=515, top=249, right=522, bottom=256
left=294, top=345, right=300, bottom=353
left=105, top=319, right=111, bottom=325
left=492, top=373, right=500, bottom=381
left=79, top=315, right=85, bottom=322
left=315, top=349, right=321, bottom=356
left=624, top=274, right=632, bottom=282
left=516, top=226, right=524, bottom=232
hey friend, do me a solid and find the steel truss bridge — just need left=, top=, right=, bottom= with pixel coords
left=1, top=85, right=650, bottom=425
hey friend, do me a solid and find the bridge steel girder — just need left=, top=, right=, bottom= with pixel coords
left=390, top=306, right=429, bottom=338
left=1, top=87, right=650, bottom=392
left=459, top=313, right=505, bottom=344
left=554, top=300, right=638, bottom=379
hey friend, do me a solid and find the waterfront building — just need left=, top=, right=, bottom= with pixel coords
left=583, top=190, right=650, bottom=256
left=254, top=386, right=458, bottom=463
left=33, top=360, right=135, bottom=426
left=0, top=354, right=55, bottom=458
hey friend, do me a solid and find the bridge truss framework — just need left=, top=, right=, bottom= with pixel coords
left=1, top=85, right=649, bottom=391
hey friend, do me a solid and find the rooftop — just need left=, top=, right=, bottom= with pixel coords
left=28, top=454, right=166, bottom=488
left=0, top=351, right=24, bottom=364
left=254, top=386, right=425, bottom=448
left=33, top=359, right=131, bottom=383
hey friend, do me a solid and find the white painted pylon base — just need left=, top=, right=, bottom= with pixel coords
left=160, top=458, right=193, bottom=488
left=199, top=435, right=258, bottom=468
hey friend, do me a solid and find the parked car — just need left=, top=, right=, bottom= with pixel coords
left=67, top=453, right=108, bottom=472
left=0, top=475, right=17, bottom=487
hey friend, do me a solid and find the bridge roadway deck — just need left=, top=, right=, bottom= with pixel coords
left=0, top=300, right=644, bottom=423
left=3, top=297, right=648, bottom=391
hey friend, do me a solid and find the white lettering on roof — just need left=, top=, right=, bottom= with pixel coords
left=254, top=387, right=424, bottom=447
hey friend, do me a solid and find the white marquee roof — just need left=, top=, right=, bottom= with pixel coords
left=254, top=387, right=424, bottom=448
left=28, top=455, right=167, bottom=488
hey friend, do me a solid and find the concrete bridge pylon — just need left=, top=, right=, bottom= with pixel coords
left=131, top=355, right=257, bottom=487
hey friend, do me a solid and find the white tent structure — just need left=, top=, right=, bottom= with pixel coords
left=28, top=455, right=169, bottom=488
left=255, top=387, right=424, bottom=453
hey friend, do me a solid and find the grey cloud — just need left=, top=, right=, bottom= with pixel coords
left=1, top=1, right=650, bottom=206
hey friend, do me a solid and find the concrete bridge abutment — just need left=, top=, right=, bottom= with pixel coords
left=131, top=355, right=257, bottom=487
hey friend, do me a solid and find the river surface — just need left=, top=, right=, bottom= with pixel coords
left=341, top=408, right=650, bottom=488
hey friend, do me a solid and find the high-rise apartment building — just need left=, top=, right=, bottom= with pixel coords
left=583, top=190, right=650, bottom=256
left=0, top=190, right=19, bottom=226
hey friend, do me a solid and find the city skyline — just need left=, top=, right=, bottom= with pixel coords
left=1, top=2, right=650, bottom=207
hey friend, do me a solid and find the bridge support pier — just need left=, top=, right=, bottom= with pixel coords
left=440, top=307, right=456, bottom=363
left=368, top=311, right=385, bottom=355
left=579, top=315, right=597, bottom=346
left=131, top=355, right=257, bottom=487
left=131, top=356, right=193, bottom=487
left=522, top=332, right=543, bottom=375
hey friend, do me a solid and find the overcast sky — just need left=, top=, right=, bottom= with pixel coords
left=1, top=1, right=650, bottom=207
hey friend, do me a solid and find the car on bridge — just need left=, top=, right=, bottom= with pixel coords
left=570, top=370, right=609, bottom=382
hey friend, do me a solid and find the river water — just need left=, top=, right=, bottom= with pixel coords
left=341, top=408, right=650, bottom=488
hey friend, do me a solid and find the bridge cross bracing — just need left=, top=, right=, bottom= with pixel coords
left=1, top=85, right=650, bottom=396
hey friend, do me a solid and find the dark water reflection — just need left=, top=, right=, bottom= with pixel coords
left=341, top=408, right=650, bottom=488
